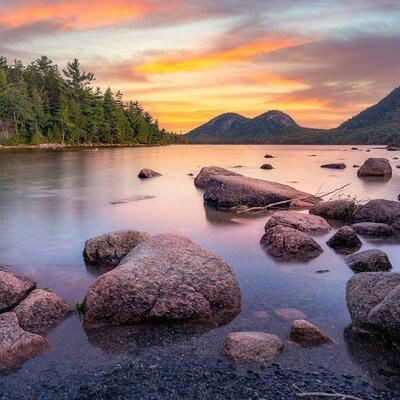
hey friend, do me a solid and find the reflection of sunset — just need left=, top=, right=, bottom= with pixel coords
left=0, top=0, right=398, bottom=132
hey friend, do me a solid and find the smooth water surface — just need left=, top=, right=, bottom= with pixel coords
left=0, top=145, right=399, bottom=399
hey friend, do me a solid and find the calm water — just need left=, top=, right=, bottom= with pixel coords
left=1, top=145, right=400, bottom=399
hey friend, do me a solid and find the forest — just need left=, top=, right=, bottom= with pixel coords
left=0, top=56, right=185, bottom=146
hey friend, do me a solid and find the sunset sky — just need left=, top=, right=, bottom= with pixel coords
left=1, top=0, right=399, bottom=133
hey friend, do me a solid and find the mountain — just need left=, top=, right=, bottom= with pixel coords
left=186, top=87, right=400, bottom=145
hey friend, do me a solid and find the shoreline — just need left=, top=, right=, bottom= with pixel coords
left=0, top=143, right=160, bottom=151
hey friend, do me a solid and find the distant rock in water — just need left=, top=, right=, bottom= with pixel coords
left=194, top=166, right=240, bottom=189
left=264, top=154, right=274, bottom=158
left=357, top=158, right=392, bottom=177
left=138, top=168, right=161, bottom=179
left=345, top=249, right=392, bottom=273
left=260, top=164, right=273, bottom=170
left=320, top=163, right=346, bottom=169
left=351, top=147, right=359, bottom=150
left=110, top=195, right=155, bottom=204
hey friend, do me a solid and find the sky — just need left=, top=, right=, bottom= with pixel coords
left=0, top=0, right=399, bottom=133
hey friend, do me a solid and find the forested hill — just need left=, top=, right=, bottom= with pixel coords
left=0, top=56, right=185, bottom=146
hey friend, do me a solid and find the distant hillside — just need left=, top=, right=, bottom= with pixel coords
left=186, top=87, right=400, bottom=145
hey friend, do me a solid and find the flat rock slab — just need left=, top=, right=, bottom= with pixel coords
left=345, top=249, right=392, bottom=273
left=347, top=272, right=400, bottom=339
left=194, top=166, right=240, bottom=189
left=326, top=226, right=362, bottom=252
left=265, top=211, right=331, bottom=234
left=0, top=266, right=36, bottom=312
left=260, top=226, right=323, bottom=261
left=0, top=312, right=50, bottom=371
left=352, top=199, right=400, bottom=227
left=320, top=163, right=346, bottom=169
left=222, top=332, right=284, bottom=362
left=309, top=199, right=355, bottom=221
left=351, top=222, right=395, bottom=237
left=83, top=234, right=241, bottom=327
left=357, top=158, right=392, bottom=177
left=14, top=289, right=71, bottom=334
left=204, top=175, right=319, bottom=208
left=83, top=230, right=151, bottom=268
left=138, top=168, right=161, bottom=179
left=290, top=319, right=334, bottom=346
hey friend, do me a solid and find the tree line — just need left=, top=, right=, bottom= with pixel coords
left=0, top=56, right=185, bottom=145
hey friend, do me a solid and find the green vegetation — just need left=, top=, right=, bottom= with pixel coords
left=75, top=302, right=85, bottom=315
left=0, top=56, right=185, bottom=146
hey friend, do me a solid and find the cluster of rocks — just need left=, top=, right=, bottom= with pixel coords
left=0, top=266, right=70, bottom=370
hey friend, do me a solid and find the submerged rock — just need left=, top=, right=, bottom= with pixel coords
left=274, top=308, right=308, bottom=322
left=326, top=226, right=362, bottom=251
left=194, top=166, right=240, bottom=189
left=346, top=272, right=400, bottom=339
left=352, top=199, right=400, bottom=227
left=320, top=163, right=346, bottom=169
left=222, top=332, right=284, bottom=362
left=290, top=319, right=334, bottom=346
left=138, top=168, right=161, bottom=178
left=260, top=226, right=323, bottom=260
left=351, top=222, right=395, bottom=237
left=345, top=249, right=392, bottom=273
left=265, top=211, right=330, bottom=234
left=14, top=289, right=71, bottom=334
left=83, top=230, right=150, bottom=268
left=0, top=312, right=50, bottom=371
left=204, top=175, right=318, bottom=208
left=309, top=199, right=355, bottom=221
left=260, top=164, right=273, bottom=170
left=357, top=158, right=392, bottom=177
left=83, top=234, right=241, bottom=327
left=0, top=267, right=36, bottom=313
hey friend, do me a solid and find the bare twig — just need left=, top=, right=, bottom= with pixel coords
left=293, top=385, right=363, bottom=400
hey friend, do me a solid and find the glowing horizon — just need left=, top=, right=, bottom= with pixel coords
left=1, top=0, right=399, bottom=133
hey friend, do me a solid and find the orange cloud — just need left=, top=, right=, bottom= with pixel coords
left=0, top=0, right=160, bottom=30
left=137, top=35, right=311, bottom=74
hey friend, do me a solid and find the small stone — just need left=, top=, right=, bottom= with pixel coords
left=138, top=168, right=161, bottom=178
left=260, top=164, right=273, bottom=170
left=320, top=163, right=346, bottom=169
left=290, top=319, right=334, bottom=346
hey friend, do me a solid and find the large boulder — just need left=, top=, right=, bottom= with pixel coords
left=194, top=166, right=240, bottom=189
left=290, top=320, right=334, bottom=346
left=352, top=199, right=400, bottom=227
left=346, top=272, right=400, bottom=339
left=345, top=249, right=392, bottom=273
left=83, top=230, right=151, bottom=268
left=14, top=289, right=71, bottom=334
left=326, top=226, right=362, bottom=251
left=222, top=332, right=284, bottom=362
left=204, top=175, right=319, bottom=208
left=357, top=158, right=392, bottom=177
left=309, top=199, right=355, bottom=221
left=0, top=267, right=36, bottom=312
left=351, top=222, right=395, bottom=237
left=260, top=226, right=323, bottom=260
left=320, top=163, right=346, bottom=169
left=264, top=211, right=331, bottom=234
left=83, top=234, right=241, bottom=327
left=0, top=312, right=50, bottom=371
left=138, top=168, right=161, bottom=179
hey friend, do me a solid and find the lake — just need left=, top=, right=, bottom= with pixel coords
left=0, top=145, right=399, bottom=399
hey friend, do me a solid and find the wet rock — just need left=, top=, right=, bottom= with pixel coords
left=14, top=289, right=71, bottom=334
left=357, top=158, right=392, bottom=177
left=351, top=147, right=359, bottom=151
left=264, top=154, right=274, bottom=158
left=320, top=163, right=346, bottom=169
left=260, top=226, right=323, bottom=260
left=138, top=168, right=161, bottom=178
left=346, top=272, right=400, bottom=339
left=326, top=226, right=362, bottom=251
left=264, top=211, right=331, bottom=234
left=290, top=320, right=334, bottom=346
left=83, top=230, right=151, bottom=268
left=352, top=199, right=400, bottom=227
left=83, top=234, right=241, bottom=327
left=194, top=166, right=240, bottom=189
left=204, top=175, right=319, bottom=208
left=289, top=199, right=317, bottom=210
left=310, top=199, right=355, bottom=221
left=0, top=312, right=50, bottom=371
left=260, top=164, right=273, bottom=170
left=0, top=267, right=36, bottom=312
left=274, top=308, right=308, bottom=322
left=222, top=332, right=284, bottom=362
left=345, top=249, right=392, bottom=273
left=351, top=222, right=395, bottom=237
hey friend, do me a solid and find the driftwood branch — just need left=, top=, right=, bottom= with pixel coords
left=293, top=385, right=364, bottom=400
left=235, top=183, right=351, bottom=214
